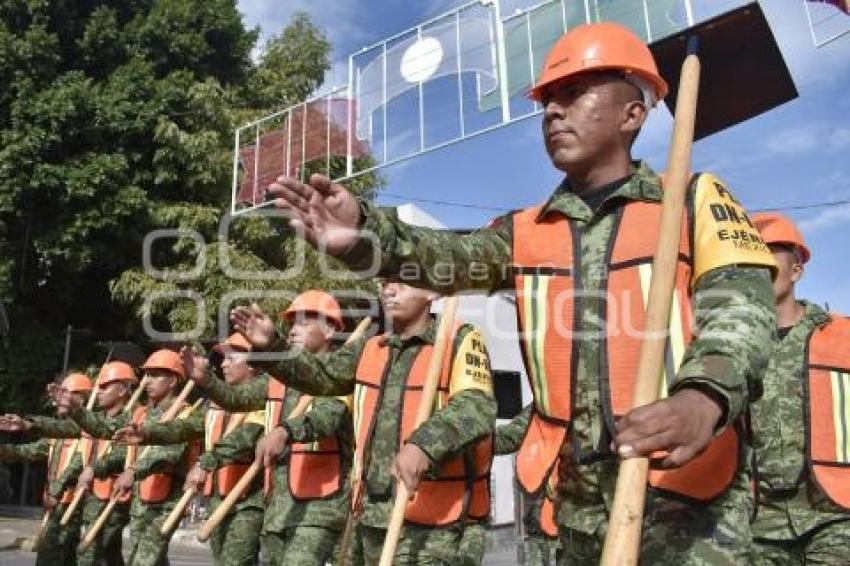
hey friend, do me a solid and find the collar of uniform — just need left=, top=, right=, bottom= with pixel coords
left=381, top=317, right=437, bottom=349
left=799, top=299, right=830, bottom=328
left=534, top=160, right=663, bottom=222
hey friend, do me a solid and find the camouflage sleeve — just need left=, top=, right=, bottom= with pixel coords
left=284, top=397, right=349, bottom=444
left=93, top=444, right=127, bottom=478
left=673, top=265, right=776, bottom=427
left=408, top=389, right=496, bottom=465
left=142, top=410, right=205, bottom=445
left=0, top=438, right=50, bottom=462
left=203, top=375, right=267, bottom=412
left=261, top=338, right=367, bottom=397
left=198, top=422, right=263, bottom=472
left=70, top=406, right=121, bottom=439
left=494, top=405, right=533, bottom=455
left=338, top=201, right=514, bottom=294
left=27, top=416, right=82, bottom=438
left=132, top=443, right=187, bottom=479
left=49, top=451, right=82, bottom=497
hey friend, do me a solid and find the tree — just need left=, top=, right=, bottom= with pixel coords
left=0, top=3, right=380, bottom=412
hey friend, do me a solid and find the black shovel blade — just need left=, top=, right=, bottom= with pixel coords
left=651, top=2, right=798, bottom=140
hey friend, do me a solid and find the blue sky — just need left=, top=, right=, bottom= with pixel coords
left=237, top=0, right=850, bottom=312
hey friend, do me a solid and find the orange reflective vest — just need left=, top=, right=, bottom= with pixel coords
left=47, top=438, right=77, bottom=505
left=512, top=195, right=738, bottom=503
left=202, top=406, right=252, bottom=498
left=80, top=433, right=117, bottom=501
left=353, top=329, right=493, bottom=526
left=264, top=379, right=343, bottom=500
left=128, top=406, right=173, bottom=504
left=805, top=314, right=850, bottom=509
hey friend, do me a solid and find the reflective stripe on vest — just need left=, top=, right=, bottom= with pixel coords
left=806, top=315, right=850, bottom=509
left=263, top=379, right=343, bottom=501
left=202, top=406, right=252, bottom=498
left=130, top=406, right=172, bottom=504
left=353, top=328, right=493, bottom=526
left=512, top=185, right=738, bottom=502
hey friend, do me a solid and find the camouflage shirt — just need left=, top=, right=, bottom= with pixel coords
left=139, top=403, right=265, bottom=513
left=338, top=161, right=776, bottom=534
left=260, top=319, right=497, bottom=529
left=751, top=300, right=850, bottom=540
left=203, top=373, right=353, bottom=531
left=74, top=400, right=193, bottom=516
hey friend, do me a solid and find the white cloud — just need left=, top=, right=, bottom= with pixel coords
left=798, top=203, right=850, bottom=233
left=766, top=126, right=819, bottom=154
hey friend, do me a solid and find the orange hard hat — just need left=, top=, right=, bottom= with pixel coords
left=62, top=372, right=93, bottom=393
left=213, top=333, right=253, bottom=353
left=753, top=212, right=811, bottom=264
left=141, top=349, right=185, bottom=378
left=282, top=290, right=344, bottom=331
left=98, top=361, right=138, bottom=386
left=528, top=22, right=668, bottom=104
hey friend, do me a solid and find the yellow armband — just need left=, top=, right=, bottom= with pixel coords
left=692, top=173, right=777, bottom=283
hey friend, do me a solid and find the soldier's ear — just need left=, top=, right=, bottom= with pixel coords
left=790, top=262, right=804, bottom=283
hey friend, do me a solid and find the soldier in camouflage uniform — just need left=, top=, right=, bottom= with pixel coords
left=21, top=361, right=138, bottom=566
left=495, top=405, right=559, bottom=566
left=183, top=292, right=354, bottom=566
left=228, top=281, right=496, bottom=565
left=748, top=213, right=850, bottom=564
left=263, top=23, right=778, bottom=565
left=0, top=373, right=93, bottom=566
left=115, top=334, right=266, bottom=566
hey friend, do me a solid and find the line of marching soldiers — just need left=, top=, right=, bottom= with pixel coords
left=2, top=22, right=850, bottom=566
left=1, top=210, right=849, bottom=566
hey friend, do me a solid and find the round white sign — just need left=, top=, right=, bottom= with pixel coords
left=400, top=36, right=444, bottom=84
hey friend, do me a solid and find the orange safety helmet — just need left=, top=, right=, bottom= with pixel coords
left=98, top=361, right=138, bottom=386
left=213, top=333, right=253, bottom=353
left=141, top=349, right=186, bottom=379
left=753, top=212, right=811, bottom=264
left=62, top=372, right=94, bottom=393
left=282, top=290, right=344, bottom=331
left=528, top=22, right=668, bottom=105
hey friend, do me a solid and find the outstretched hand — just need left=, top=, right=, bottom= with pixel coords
left=113, top=423, right=147, bottom=445
left=611, top=388, right=723, bottom=469
left=229, top=303, right=275, bottom=351
left=0, top=414, right=32, bottom=433
left=180, top=346, right=210, bottom=387
left=266, top=174, right=362, bottom=257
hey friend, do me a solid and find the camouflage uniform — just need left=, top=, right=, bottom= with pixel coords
left=260, top=320, right=497, bottom=565
left=31, top=412, right=131, bottom=566
left=495, top=405, right=559, bottom=566
left=141, top=404, right=265, bottom=566
left=750, top=300, right=850, bottom=564
left=202, top=373, right=352, bottom=566
left=0, top=437, right=82, bottom=566
left=74, top=401, right=194, bottom=566
left=335, top=162, right=777, bottom=564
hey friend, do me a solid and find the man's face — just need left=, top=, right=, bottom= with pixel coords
left=55, top=390, right=86, bottom=418
left=221, top=351, right=255, bottom=384
left=144, top=370, right=178, bottom=402
left=96, top=382, right=127, bottom=409
left=287, top=313, right=335, bottom=353
left=541, top=73, right=645, bottom=174
left=768, top=244, right=803, bottom=302
left=379, top=281, right=435, bottom=329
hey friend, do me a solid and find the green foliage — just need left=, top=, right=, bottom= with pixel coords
left=0, top=3, right=380, bottom=412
